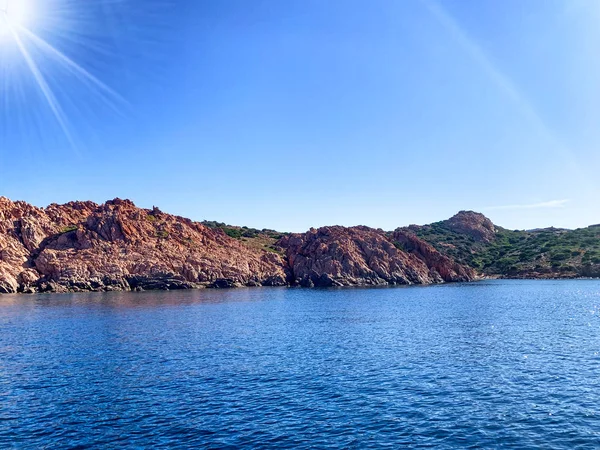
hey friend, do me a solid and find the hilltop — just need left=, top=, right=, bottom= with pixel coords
left=401, top=211, right=600, bottom=278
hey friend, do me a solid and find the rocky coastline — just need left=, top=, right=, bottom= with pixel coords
left=0, top=197, right=477, bottom=294
left=5, top=197, right=595, bottom=295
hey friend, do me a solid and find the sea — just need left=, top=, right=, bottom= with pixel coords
left=1, top=279, right=599, bottom=448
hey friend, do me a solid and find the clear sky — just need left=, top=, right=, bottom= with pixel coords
left=1, top=0, right=599, bottom=232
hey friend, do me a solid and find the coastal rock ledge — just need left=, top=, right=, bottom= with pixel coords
left=0, top=197, right=476, bottom=294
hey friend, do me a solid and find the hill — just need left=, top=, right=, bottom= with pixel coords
left=401, top=211, right=600, bottom=278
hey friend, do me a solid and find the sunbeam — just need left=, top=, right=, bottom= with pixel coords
left=8, top=24, right=77, bottom=149
left=419, top=0, right=595, bottom=193
left=18, top=25, right=127, bottom=110
left=0, top=0, right=151, bottom=151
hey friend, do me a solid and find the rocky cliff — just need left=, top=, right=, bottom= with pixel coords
left=392, top=230, right=476, bottom=282
left=279, top=226, right=475, bottom=287
left=0, top=197, right=287, bottom=293
left=0, top=197, right=477, bottom=293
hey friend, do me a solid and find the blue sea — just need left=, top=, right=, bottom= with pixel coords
left=1, top=280, right=600, bottom=448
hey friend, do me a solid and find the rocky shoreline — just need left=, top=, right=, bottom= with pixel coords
left=0, top=197, right=477, bottom=294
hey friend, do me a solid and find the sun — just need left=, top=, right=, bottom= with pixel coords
left=0, top=0, right=129, bottom=151
left=0, top=0, right=33, bottom=38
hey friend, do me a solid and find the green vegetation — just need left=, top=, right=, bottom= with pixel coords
left=225, top=227, right=246, bottom=239
left=201, top=221, right=288, bottom=255
left=263, top=245, right=283, bottom=255
left=202, top=221, right=285, bottom=240
left=393, top=241, right=407, bottom=251
left=409, top=221, right=600, bottom=277
left=156, top=230, right=169, bottom=239
left=59, top=225, right=78, bottom=234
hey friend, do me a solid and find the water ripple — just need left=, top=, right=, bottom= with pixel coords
left=1, top=280, right=600, bottom=448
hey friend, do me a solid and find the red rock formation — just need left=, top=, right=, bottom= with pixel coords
left=445, top=211, right=497, bottom=243
left=392, top=230, right=476, bottom=282
left=0, top=197, right=286, bottom=293
left=0, top=197, right=476, bottom=293
left=279, top=226, right=475, bottom=287
left=0, top=197, right=57, bottom=293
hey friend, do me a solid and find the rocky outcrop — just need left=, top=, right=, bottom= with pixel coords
left=392, top=230, right=475, bottom=282
left=0, top=197, right=55, bottom=293
left=0, top=197, right=287, bottom=293
left=0, top=197, right=477, bottom=294
left=279, top=226, right=475, bottom=287
left=445, top=211, right=497, bottom=243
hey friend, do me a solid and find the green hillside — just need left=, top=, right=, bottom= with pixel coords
left=403, top=212, right=600, bottom=278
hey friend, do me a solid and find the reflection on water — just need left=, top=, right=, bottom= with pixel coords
left=1, top=280, right=600, bottom=448
left=0, top=286, right=291, bottom=308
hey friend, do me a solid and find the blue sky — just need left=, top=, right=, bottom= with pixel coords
left=1, top=0, right=599, bottom=232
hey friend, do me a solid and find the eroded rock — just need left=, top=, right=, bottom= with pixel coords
left=0, top=197, right=475, bottom=293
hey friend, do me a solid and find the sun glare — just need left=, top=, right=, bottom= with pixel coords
left=0, top=0, right=33, bottom=38
left=1, top=0, right=135, bottom=150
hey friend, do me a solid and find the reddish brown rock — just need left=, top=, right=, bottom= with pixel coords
left=445, top=211, right=497, bottom=243
left=392, top=230, right=476, bottom=282
left=279, top=226, right=475, bottom=287
left=0, top=197, right=475, bottom=293
left=0, top=197, right=59, bottom=293
left=0, top=197, right=287, bottom=293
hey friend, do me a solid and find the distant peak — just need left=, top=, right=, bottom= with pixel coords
left=446, top=210, right=496, bottom=242
left=452, top=210, right=489, bottom=220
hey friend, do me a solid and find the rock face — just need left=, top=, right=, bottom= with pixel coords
left=279, top=226, right=475, bottom=287
left=0, top=197, right=477, bottom=294
left=445, top=211, right=497, bottom=243
left=0, top=197, right=287, bottom=293
left=392, top=230, right=475, bottom=282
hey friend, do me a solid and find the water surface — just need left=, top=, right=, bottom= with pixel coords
left=1, top=280, right=600, bottom=448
